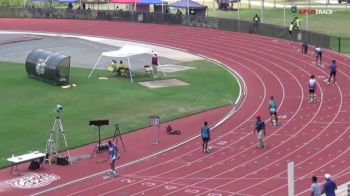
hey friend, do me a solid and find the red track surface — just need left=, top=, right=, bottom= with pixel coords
left=0, top=19, right=350, bottom=196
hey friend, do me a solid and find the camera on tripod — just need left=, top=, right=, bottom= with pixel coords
left=56, top=104, right=63, bottom=112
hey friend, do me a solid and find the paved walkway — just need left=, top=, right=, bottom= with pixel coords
left=0, top=31, right=203, bottom=70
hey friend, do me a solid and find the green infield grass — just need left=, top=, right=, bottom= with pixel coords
left=207, top=8, right=350, bottom=55
left=0, top=60, right=239, bottom=168
left=207, top=8, right=350, bottom=38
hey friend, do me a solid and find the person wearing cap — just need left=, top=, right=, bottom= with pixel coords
left=310, top=175, right=321, bottom=196
left=254, top=116, right=265, bottom=148
left=151, top=54, right=158, bottom=78
left=322, top=174, right=337, bottom=196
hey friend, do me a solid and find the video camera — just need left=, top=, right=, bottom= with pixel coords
left=56, top=104, right=63, bottom=112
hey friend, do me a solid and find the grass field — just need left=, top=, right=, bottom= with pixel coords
left=207, top=8, right=350, bottom=38
left=0, top=60, right=239, bottom=168
left=207, top=7, right=350, bottom=54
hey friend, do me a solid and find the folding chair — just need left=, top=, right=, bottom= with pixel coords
left=144, top=65, right=152, bottom=76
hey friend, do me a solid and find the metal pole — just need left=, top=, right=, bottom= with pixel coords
left=306, top=0, right=309, bottom=31
left=288, top=162, right=295, bottom=196
left=187, top=0, right=190, bottom=15
left=237, top=1, right=240, bottom=31
left=261, top=0, right=264, bottom=23
left=283, top=2, right=286, bottom=26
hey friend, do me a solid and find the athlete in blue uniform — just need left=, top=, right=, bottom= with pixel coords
left=107, top=140, right=118, bottom=177
left=201, top=121, right=210, bottom=153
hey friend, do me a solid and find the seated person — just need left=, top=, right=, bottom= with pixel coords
left=166, top=125, right=181, bottom=135
left=117, top=60, right=130, bottom=77
left=108, top=60, right=118, bottom=76
left=176, top=9, right=182, bottom=15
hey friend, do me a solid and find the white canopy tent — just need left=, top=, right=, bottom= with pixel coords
left=88, top=44, right=154, bottom=83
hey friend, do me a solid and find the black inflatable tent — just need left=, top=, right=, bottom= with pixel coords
left=25, top=49, right=70, bottom=86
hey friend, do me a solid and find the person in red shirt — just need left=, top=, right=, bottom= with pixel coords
left=151, top=54, right=158, bottom=78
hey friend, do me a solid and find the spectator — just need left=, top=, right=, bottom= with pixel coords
left=117, top=60, right=129, bottom=77
left=176, top=9, right=182, bottom=15
left=253, top=14, right=260, bottom=23
left=311, top=175, right=321, bottom=196
left=302, top=41, right=308, bottom=54
left=252, top=14, right=260, bottom=33
left=108, top=60, right=117, bottom=76
left=68, top=2, right=73, bottom=10
left=82, top=2, right=86, bottom=10
left=289, top=22, right=294, bottom=42
left=151, top=54, right=158, bottom=78
left=322, top=174, right=337, bottom=196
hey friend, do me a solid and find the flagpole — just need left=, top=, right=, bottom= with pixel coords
left=237, top=1, right=240, bottom=31
left=260, top=0, right=264, bottom=23
left=134, top=0, right=136, bottom=12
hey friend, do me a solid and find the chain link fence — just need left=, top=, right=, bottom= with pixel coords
left=0, top=7, right=348, bottom=54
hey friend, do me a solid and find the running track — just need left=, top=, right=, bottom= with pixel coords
left=1, top=19, right=350, bottom=196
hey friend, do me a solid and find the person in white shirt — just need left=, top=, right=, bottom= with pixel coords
left=315, top=46, right=322, bottom=65
left=308, top=75, right=317, bottom=103
left=310, top=175, right=321, bottom=196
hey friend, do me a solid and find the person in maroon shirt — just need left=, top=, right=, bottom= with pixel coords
left=151, top=54, right=158, bottom=78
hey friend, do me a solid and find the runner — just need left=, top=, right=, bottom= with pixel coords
left=201, top=121, right=210, bottom=153
left=269, top=96, right=279, bottom=126
left=107, top=140, right=119, bottom=177
left=327, top=60, right=337, bottom=86
left=308, top=75, right=317, bottom=103
left=315, top=46, right=322, bottom=66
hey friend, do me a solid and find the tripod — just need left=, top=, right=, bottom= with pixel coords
left=112, top=124, right=126, bottom=152
left=45, top=110, right=72, bottom=165
left=150, top=116, right=160, bottom=144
